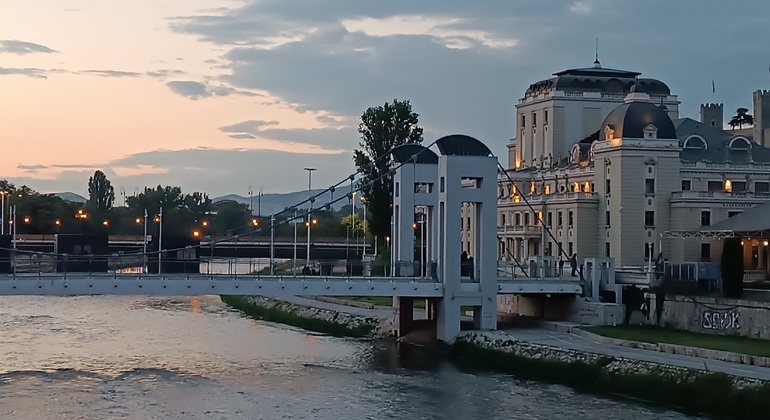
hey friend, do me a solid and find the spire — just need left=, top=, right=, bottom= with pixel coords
left=593, top=37, right=601, bottom=68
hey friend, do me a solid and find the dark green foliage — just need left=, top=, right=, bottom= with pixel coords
left=721, top=238, right=744, bottom=298
left=353, top=99, right=424, bottom=249
left=87, top=170, right=115, bottom=212
left=220, top=296, right=375, bottom=338
left=451, top=342, right=770, bottom=419
left=728, top=107, right=754, bottom=129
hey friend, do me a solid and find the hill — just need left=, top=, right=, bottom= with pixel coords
left=212, top=189, right=348, bottom=215
left=53, top=192, right=87, bottom=203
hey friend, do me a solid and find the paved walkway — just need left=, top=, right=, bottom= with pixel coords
left=503, top=327, right=770, bottom=381
left=267, top=297, right=770, bottom=381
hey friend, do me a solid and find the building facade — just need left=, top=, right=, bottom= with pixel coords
left=493, top=62, right=770, bottom=269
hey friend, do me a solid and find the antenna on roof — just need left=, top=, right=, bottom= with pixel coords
left=593, top=37, right=601, bottom=68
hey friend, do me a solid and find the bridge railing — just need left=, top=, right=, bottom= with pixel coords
left=0, top=254, right=442, bottom=282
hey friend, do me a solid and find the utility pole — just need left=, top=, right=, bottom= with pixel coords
left=304, top=168, right=316, bottom=268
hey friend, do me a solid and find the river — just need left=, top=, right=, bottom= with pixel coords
left=0, top=295, right=698, bottom=419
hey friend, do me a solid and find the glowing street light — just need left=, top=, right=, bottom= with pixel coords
left=305, top=219, right=317, bottom=227
left=54, top=219, right=61, bottom=227
left=76, top=209, right=88, bottom=220
left=102, top=220, right=109, bottom=227
left=192, top=229, right=202, bottom=239
left=23, top=216, right=30, bottom=224
left=135, top=217, right=142, bottom=224
left=251, top=218, right=259, bottom=227
left=202, top=220, right=210, bottom=228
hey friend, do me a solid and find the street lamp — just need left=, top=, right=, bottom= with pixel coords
left=0, top=191, right=8, bottom=235
left=192, top=229, right=202, bottom=239
left=154, top=207, right=163, bottom=274
left=304, top=167, right=316, bottom=268
left=137, top=210, right=148, bottom=273
left=202, top=220, right=210, bottom=228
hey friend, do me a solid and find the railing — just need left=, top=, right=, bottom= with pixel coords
left=497, top=226, right=541, bottom=235
left=672, top=191, right=770, bottom=200
left=0, top=254, right=442, bottom=282
left=683, top=162, right=770, bottom=171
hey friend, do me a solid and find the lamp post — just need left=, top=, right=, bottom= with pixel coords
left=269, top=214, right=275, bottom=275
left=11, top=205, right=16, bottom=251
left=0, top=191, right=8, bottom=235
left=248, top=186, right=253, bottom=214
left=352, top=191, right=357, bottom=258
left=136, top=210, right=148, bottom=273
left=304, top=167, right=316, bottom=268
left=293, top=208, right=298, bottom=274
left=156, top=207, right=163, bottom=275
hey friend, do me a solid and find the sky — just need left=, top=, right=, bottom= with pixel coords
left=1, top=0, right=769, bottom=199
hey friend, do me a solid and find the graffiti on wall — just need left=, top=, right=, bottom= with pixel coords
left=701, top=310, right=741, bottom=330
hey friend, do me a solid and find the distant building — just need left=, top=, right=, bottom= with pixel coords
left=478, top=61, right=770, bottom=270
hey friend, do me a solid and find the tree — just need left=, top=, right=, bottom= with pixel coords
left=728, top=107, right=754, bottom=129
left=353, top=99, right=424, bottom=247
left=87, top=170, right=115, bottom=212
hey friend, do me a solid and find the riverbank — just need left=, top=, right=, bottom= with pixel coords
left=221, top=295, right=392, bottom=338
left=222, top=295, right=770, bottom=417
left=453, top=330, right=770, bottom=419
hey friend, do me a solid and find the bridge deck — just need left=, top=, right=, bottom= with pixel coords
left=0, top=274, right=581, bottom=297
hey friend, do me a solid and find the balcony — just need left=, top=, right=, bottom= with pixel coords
left=680, top=161, right=770, bottom=171
left=498, top=225, right=542, bottom=237
left=672, top=191, right=770, bottom=202
left=498, top=191, right=599, bottom=206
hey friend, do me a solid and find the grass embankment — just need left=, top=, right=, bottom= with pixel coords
left=339, top=296, right=426, bottom=309
left=583, top=325, right=770, bottom=357
left=221, top=295, right=375, bottom=338
left=450, top=341, right=770, bottom=419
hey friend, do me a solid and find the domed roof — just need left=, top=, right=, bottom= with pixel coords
left=390, top=143, right=438, bottom=164
left=435, top=134, right=492, bottom=156
left=599, top=93, right=676, bottom=141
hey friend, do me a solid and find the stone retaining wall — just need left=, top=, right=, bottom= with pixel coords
left=456, top=330, right=765, bottom=389
left=238, top=296, right=393, bottom=337
left=655, top=294, right=770, bottom=339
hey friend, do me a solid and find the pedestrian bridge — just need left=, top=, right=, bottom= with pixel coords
left=0, top=272, right=581, bottom=297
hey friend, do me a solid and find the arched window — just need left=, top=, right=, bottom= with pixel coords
left=683, top=135, right=707, bottom=150
left=728, top=136, right=751, bottom=151
left=570, top=144, right=581, bottom=164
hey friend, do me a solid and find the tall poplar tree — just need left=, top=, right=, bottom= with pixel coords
left=353, top=99, right=423, bottom=247
left=87, top=170, right=115, bottom=212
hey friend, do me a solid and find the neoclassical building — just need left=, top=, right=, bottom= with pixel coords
left=491, top=61, right=770, bottom=269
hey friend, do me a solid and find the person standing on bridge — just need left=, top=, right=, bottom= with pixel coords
left=570, top=253, right=578, bottom=277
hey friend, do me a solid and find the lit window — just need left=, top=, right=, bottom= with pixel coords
left=545, top=184, right=551, bottom=195
left=530, top=182, right=536, bottom=195
left=584, top=181, right=591, bottom=192
left=724, top=179, right=732, bottom=192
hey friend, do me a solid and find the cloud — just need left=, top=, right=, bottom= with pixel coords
left=0, top=67, right=48, bottom=78
left=78, top=70, right=142, bottom=78
left=17, top=164, right=49, bottom=173
left=342, top=15, right=518, bottom=49
left=145, top=69, right=186, bottom=79
left=0, top=40, right=57, bottom=55
left=219, top=120, right=280, bottom=133
left=229, top=133, right=256, bottom=139
left=166, top=80, right=258, bottom=100
left=569, top=1, right=594, bottom=14
left=219, top=119, right=356, bottom=151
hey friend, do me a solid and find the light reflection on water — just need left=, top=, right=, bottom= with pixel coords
left=0, top=296, right=700, bottom=419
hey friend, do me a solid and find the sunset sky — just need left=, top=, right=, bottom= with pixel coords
left=1, top=0, right=769, bottom=199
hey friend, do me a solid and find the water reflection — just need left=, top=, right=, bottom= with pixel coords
left=0, top=295, right=698, bottom=419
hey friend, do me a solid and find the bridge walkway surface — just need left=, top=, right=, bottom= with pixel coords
left=503, top=326, right=770, bottom=381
